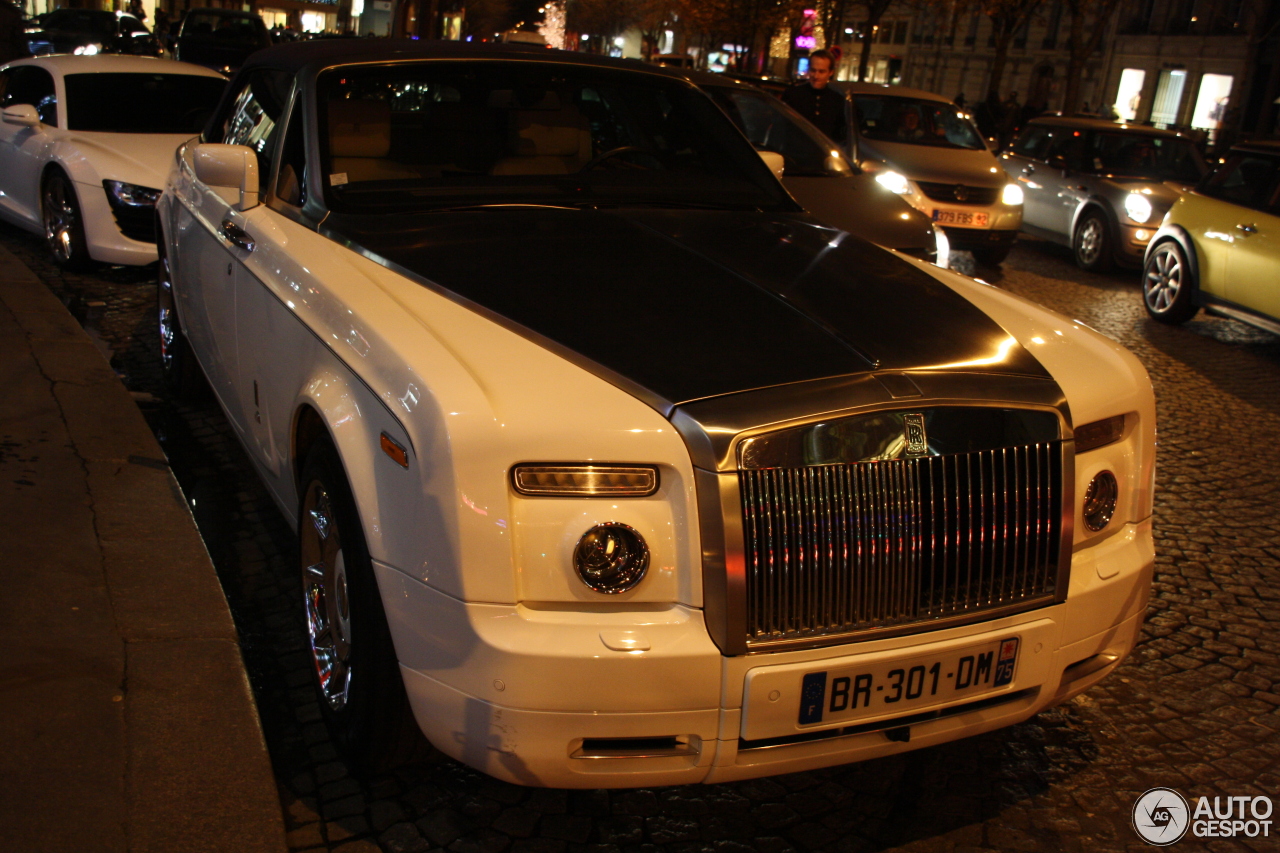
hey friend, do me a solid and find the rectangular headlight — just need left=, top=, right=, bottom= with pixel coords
left=1074, top=415, right=1125, bottom=453
left=512, top=465, right=658, bottom=497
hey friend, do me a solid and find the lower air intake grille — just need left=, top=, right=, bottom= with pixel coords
left=740, top=443, right=1063, bottom=646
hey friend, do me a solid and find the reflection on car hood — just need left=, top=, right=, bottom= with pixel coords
left=326, top=208, right=1048, bottom=406
left=69, top=132, right=196, bottom=190
left=781, top=174, right=936, bottom=252
left=859, top=139, right=1006, bottom=187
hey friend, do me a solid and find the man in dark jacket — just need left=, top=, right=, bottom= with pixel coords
left=0, top=0, right=31, bottom=65
left=782, top=49, right=846, bottom=144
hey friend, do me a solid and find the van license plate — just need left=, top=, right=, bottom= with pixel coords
left=933, top=210, right=989, bottom=227
left=798, top=637, right=1020, bottom=726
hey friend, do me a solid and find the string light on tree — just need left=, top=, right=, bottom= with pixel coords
left=539, top=0, right=565, bottom=50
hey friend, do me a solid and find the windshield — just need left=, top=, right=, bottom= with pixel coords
left=1086, top=132, right=1207, bottom=182
left=704, top=85, right=852, bottom=178
left=317, top=61, right=791, bottom=213
left=181, top=13, right=263, bottom=46
left=38, top=10, right=117, bottom=35
left=853, top=95, right=985, bottom=150
left=65, top=73, right=226, bottom=133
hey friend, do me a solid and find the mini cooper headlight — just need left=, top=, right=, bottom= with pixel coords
left=1002, top=183, right=1024, bottom=205
left=574, top=522, right=649, bottom=593
left=512, top=465, right=657, bottom=497
left=1124, top=191, right=1153, bottom=224
left=874, top=170, right=911, bottom=194
left=1083, top=471, right=1119, bottom=532
left=103, top=180, right=163, bottom=209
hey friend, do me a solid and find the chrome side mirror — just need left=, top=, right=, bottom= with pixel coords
left=2, top=104, right=41, bottom=128
left=758, top=150, right=785, bottom=180
left=192, top=142, right=260, bottom=211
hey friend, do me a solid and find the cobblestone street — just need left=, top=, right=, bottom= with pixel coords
left=5, top=218, right=1277, bottom=853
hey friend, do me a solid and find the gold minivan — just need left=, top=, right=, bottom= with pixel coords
left=832, top=83, right=1024, bottom=265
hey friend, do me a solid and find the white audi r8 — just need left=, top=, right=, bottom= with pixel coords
left=0, top=54, right=225, bottom=268
left=157, top=40, right=1157, bottom=788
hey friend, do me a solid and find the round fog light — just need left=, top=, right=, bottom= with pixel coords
left=1083, top=471, right=1118, bottom=532
left=574, top=523, right=649, bottom=594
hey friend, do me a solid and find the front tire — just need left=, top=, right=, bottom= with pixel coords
left=42, top=171, right=94, bottom=271
left=971, top=244, right=1011, bottom=266
left=298, top=441, right=429, bottom=775
left=1073, top=210, right=1114, bottom=272
left=1143, top=240, right=1198, bottom=324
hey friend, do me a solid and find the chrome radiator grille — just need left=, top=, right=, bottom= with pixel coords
left=740, top=443, right=1063, bottom=645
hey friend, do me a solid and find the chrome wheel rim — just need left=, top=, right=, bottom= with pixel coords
left=1144, top=246, right=1182, bottom=314
left=42, top=177, right=76, bottom=264
left=1077, top=217, right=1103, bottom=266
left=302, top=484, right=353, bottom=711
left=158, top=255, right=177, bottom=371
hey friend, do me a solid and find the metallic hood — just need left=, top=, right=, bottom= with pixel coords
left=325, top=207, right=1049, bottom=413
left=858, top=140, right=1008, bottom=188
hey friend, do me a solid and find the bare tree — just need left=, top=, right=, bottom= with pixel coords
left=980, top=0, right=1042, bottom=105
left=1060, top=0, right=1123, bottom=113
left=849, top=0, right=894, bottom=82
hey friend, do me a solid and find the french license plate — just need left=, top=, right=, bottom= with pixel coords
left=798, top=637, right=1020, bottom=726
left=933, top=209, right=989, bottom=227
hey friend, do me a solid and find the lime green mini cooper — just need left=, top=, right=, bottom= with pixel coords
left=1143, top=141, right=1280, bottom=335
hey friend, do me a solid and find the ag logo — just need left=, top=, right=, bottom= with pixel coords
left=1133, top=787, right=1190, bottom=845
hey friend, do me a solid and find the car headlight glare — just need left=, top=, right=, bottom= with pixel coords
left=74, top=43, right=101, bottom=55
left=104, top=180, right=162, bottom=209
left=574, top=523, right=649, bottom=593
left=513, top=465, right=657, bottom=497
left=874, top=170, right=911, bottom=194
left=1002, top=183, right=1024, bottom=206
left=1124, top=192, right=1153, bottom=224
left=1083, top=471, right=1119, bottom=532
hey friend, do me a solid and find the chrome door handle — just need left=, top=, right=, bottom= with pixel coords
left=1236, top=223, right=1257, bottom=235
left=220, top=218, right=255, bottom=252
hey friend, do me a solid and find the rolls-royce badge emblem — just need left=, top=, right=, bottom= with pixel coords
left=904, top=413, right=928, bottom=456
left=953, top=185, right=969, bottom=202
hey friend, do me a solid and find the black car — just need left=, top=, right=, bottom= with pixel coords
left=26, top=9, right=161, bottom=57
left=174, top=8, right=272, bottom=73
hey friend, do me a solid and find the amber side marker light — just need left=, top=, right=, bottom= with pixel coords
left=513, top=465, right=658, bottom=497
left=380, top=433, right=409, bottom=468
left=1074, top=415, right=1125, bottom=453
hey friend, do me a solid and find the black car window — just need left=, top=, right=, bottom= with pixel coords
left=1045, top=129, right=1086, bottom=170
left=315, top=61, right=792, bottom=214
left=1010, top=124, right=1053, bottom=160
left=65, top=73, right=224, bottom=133
left=275, top=96, right=307, bottom=207
left=1200, top=154, right=1280, bottom=213
left=704, top=86, right=852, bottom=177
left=216, top=69, right=292, bottom=192
left=1, top=65, right=58, bottom=127
left=1085, top=132, right=1206, bottom=182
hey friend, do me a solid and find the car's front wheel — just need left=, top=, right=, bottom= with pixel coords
left=42, top=171, right=94, bottom=271
left=1143, top=240, right=1198, bottom=324
left=298, top=440, right=430, bottom=774
left=1073, top=210, right=1113, bottom=272
left=971, top=245, right=1011, bottom=266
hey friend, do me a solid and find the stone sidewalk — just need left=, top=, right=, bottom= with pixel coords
left=0, top=243, right=286, bottom=853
